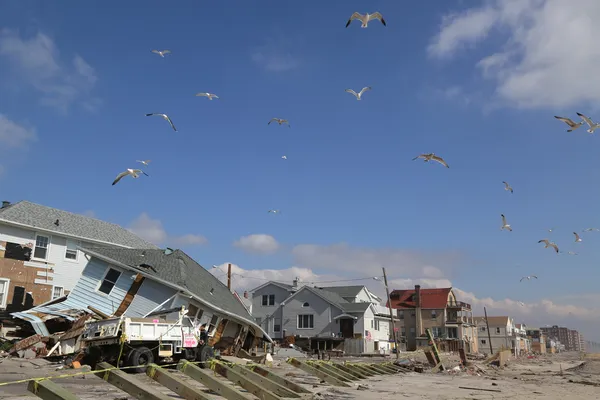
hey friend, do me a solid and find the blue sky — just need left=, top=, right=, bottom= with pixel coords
left=1, top=0, right=599, bottom=341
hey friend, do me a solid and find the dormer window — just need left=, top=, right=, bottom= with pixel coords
left=302, top=302, right=310, bottom=307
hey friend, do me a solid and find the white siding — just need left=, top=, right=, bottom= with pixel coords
left=125, top=278, right=178, bottom=317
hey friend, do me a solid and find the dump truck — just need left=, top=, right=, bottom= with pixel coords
left=80, top=307, right=215, bottom=372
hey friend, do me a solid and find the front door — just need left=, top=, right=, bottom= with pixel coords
left=339, top=318, right=354, bottom=338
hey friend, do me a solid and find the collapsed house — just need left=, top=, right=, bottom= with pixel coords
left=9, top=246, right=271, bottom=358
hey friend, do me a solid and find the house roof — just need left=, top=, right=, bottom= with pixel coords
left=387, top=288, right=453, bottom=309
left=0, top=201, right=157, bottom=249
left=318, top=285, right=365, bottom=298
left=249, top=281, right=293, bottom=293
left=474, top=316, right=510, bottom=326
left=81, top=247, right=253, bottom=320
left=284, top=286, right=375, bottom=315
left=234, top=291, right=252, bottom=314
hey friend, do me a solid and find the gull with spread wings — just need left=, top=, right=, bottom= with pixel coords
left=136, top=160, right=151, bottom=166
left=412, top=153, right=449, bottom=168
left=151, top=49, right=171, bottom=58
left=345, top=12, right=386, bottom=28
left=573, top=232, right=582, bottom=242
left=520, top=275, right=538, bottom=282
left=112, top=169, right=149, bottom=186
left=502, top=181, right=513, bottom=193
left=196, top=92, right=219, bottom=100
left=538, top=239, right=559, bottom=253
left=577, top=112, right=600, bottom=133
left=345, top=87, right=371, bottom=100
left=554, top=116, right=583, bottom=132
left=145, top=113, right=177, bottom=132
left=268, top=118, right=290, bottom=127
left=501, top=214, right=512, bottom=231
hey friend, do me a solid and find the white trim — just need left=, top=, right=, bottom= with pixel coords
left=64, top=239, right=79, bottom=262
left=96, top=265, right=123, bottom=296
left=32, top=232, right=51, bottom=261
left=51, top=286, right=64, bottom=300
left=0, top=277, right=10, bottom=309
left=297, top=314, right=314, bottom=329
left=250, top=281, right=292, bottom=294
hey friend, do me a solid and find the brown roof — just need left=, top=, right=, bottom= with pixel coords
left=474, top=316, right=510, bottom=326
left=387, top=288, right=452, bottom=309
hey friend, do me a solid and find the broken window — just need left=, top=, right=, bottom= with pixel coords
left=34, top=235, right=49, bottom=260
left=98, top=268, right=122, bottom=295
left=208, top=315, right=219, bottom=335
left=3, top=242, right=31, bottom=261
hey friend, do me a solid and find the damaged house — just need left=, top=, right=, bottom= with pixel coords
left=11, top=246, right=271, bottom=359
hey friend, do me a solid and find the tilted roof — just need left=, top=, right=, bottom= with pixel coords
left=474, top=316, right=510, bottom=327
left=318, top=285, right=365, bottom=298
left=387, top=288, right=453, bottom=309
left=0, top=201, right=157, bottom=249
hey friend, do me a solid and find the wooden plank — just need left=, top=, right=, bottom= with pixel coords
left=177, top=360, right=253, bottom=400
left=248, top=365, right=312, bottom=394
left=212, top=361, right=281, bottom=400
left=286, top=358, right=350, bottom=387
left=368, top=364, right=394, bottom=374
left=306, top=361, right=353, bottom=382
left=347, top=363, right=376, bottom=376
left=146, top=364, right=213, bottom=400
left=329, top=363, right=367, bottom=379
left=425, top=328, right=445, bottom=371
left=115, top=274, right=145, bottom=317
left=27, top=379, right=81, bottom=400
left=95, top=362, right=171, bottom=400
left=309, top=362, right=357, bottom=381
left=229, top=363, right=300, bottom=398
left=369, top=363, right=397, bottom=374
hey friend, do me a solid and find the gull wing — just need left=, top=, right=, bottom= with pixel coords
left=165, top=115, right=177, bottom=131
left=211, top=94, right=219, bottom=99
left=532, top=275, right=538, bottom=279
left=196, top=92, right=209, bottom=97
left=281, top=119, right=291, bottom=127
left=369, top=12, right=386, bottom=26
left=412, top=154, right=427, bottom=161
left=268, top=118, right=279, bottom=125
left=538, top=239, right=549, bottom=245
left=151, top=50, right=160, bottom=55
left=431, top=155, right=449, bottom=168
left=573, top=232, right=581, bottom=241
left=358, top=86, right=372, bottom=96
left=346, top=12, right=363, bottom=28
left=345, top=89, right=358, bottom=98
left=133, top=169, right=149, bottom=177
left=577, top=112, right=594, bottom=127
left=554, top=116, right=577, bottom=127
left=161, top=50, right=171, bottom=54
left=112, top=170, right=130, bottom=186
left=520, top=276, right=526, bottom=282
left=501, top=214, right=508, bottom=226
left=550, top=243, right=559, bottom=253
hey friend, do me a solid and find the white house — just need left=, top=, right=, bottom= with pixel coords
left=0, top=200, right=157, bottom=311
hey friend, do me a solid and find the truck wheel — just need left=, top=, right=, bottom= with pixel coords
left=196, top=345, right=214, bottom=368
left=127, top=346, right=154, bottom=373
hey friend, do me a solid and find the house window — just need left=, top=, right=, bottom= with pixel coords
left=33, top=235, right=49, bottom=259
left=481, top=326, right=487, bottom=332
left=432, top=327, right=443, bottom=337
left=371, top=320, right=374, bottom=329
left=374, top=319, right=380, bottom=330
left=52, top=286, right=64, bottom=300
left=431, top=310, right=437, bottom=319
left=398, top=310, right=404, bottom=319
left=297, top=314, right=314, bottom=329
left=481, top=339, right=487, bottom=344
left=262, top=294, right=275, bottom=306
left=496, top=327, right=501, bottom=334
left=302, top=302, right=310, bottom=307
left=274, top=318, right=281, bottom=332
left=0, top=278, right=9, bottom=309
left=208, top=315, right=219, bottom=335
left=65, top=239, right=78, bottom=260
left=98, top=268, right=122, bottom=294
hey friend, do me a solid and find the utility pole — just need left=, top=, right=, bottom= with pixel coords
left=382, top=267, right=400, bottom=359
left=484, top=307, right=494, bottom=355
left=227, top=263, right=232, bottom=290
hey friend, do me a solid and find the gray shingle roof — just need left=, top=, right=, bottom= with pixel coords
left=318, top=285, right=365, bottom=298
left=0, top=201, right=157, bottom=249
left=306, top=287, right=373, bottom=314
left=341, top=302, right=372, bottom=313
left=81, top=247, right=252, bottom=319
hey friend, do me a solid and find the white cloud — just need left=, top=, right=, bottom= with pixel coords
left=0, top=29, right=100, bottom=112
left=428, top=0, right=600, bottom=108
left=234, top=234, right=279, bottom=254
left=251, top=37, right=299, bottom=72
left=81, top=210, right=97, bottom=218
left=128, top=213, right=207, bottom=247
left=0, top=114, right=37, bottom=174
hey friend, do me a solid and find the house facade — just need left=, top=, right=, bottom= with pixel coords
left=474, top=316, right=528, bottom=355
left=526, top=328, right=547, bottom=354
left=0, top=200, right=157, bottom=312
left=12, top=247, right=271, bottom=356
left=251, top=280, right=399, bottom=354
left=387, top=285, right=478, bottom=353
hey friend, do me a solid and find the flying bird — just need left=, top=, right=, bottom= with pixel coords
left=345, top=87, right=371, bottom=100
left=151, top=49, right=171, bottom=58
left=112, top=169, right=149, bottom=186
left=583, top=227, right=599, bottom=232
left=412, top=153, right=449, bottom=168
left=345, top=12, right=386, bottom=28
left=502, top=181, right=513, bottom=193
left=554, top=116, right=583, bottom=132
left=501, top=214, right=512, bottom=231
left=281, top=156, right=287, bottom=160
left=196, top=92, right=219, bottom=100
left=268, top=209, right=280, bottom=214
left=145, top=113, right=177, bottom=132
left=548, top=227, right=556, bottom=232
left=518, top=301, right=525, bottom=307
left=577, top=112, right=600, bottom=133
left=136, top=160, right=151, bottom=166
left=268, top=118, right=290, bottom=127
left=538, top=239, right=559, bottom=253
left=573, top=232, right=582, bottom=242
left=520, top=275, right=538, bottom=282
left=560, top=251, right=578, bottom=255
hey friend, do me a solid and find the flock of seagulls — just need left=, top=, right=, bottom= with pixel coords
left=555, top=112, right=600, bottom=134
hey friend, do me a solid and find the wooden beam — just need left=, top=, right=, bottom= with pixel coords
left=368, top=363, right=397, bottom=374
left=177, top=360, right=252, bottom=400
left=286, top=358, right=350, bottom=387
left=306, top=361, right=353, bottom=382
left=247, top=365, right=312, bottom=394
left=95, top=362, right=171, bottom=400
left=329, top=363, right=367, bottom=379
left=345, top=363, right=375, bottom=376
left=308, top=361, right=357, bottom=381
left=228, top=363, right=300, bottom=398
left=211, top=361, right=281, bottom=400
left=27, top=379, right=81, bottom=400
left=146, top=364, right=213, bottom=400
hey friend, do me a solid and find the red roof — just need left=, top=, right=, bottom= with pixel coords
left=386, top=288, right=452, bottom=309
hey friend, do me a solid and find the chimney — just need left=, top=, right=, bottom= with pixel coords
left=243, top=291, right=248, bottom=299
left=1, top=201, right=10, bottom=208
left=414, top=284, right=423, bottom=336
left=414, top=285, right=421, bottom=307
left=292, top=277, right=299, bottom=288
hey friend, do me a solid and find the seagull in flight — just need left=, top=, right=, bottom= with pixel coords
left=345, top=87, right=371, bottom=100
left=538, top=239, right=559, bottom=253
left=136, top=160, right=151, bottom=166
left=583, top=227, right=599, bottom=232
left=281, top=156, right=287, bottom=160
left=547, top=227, right=556, bottom=233
left=518, top=301, right=525, bottom=307
left=145, top=113, right=177, bottom=132
left=196, top=92, right=219, bottom=100
left=268, top=118, right=290, bottom=127
left=502, top=181, right=513, bottom=193
left=112, top=169, right=149, bottom=186
left=151, top=49, right=171, bottom=58
left=520, top=275, right=538, bottom=282
left=412, top=153, right=449, bottom=168
left=560, top=251, right=578, bottom=255
left=345, top=12, right=386, bottom=28
left=577, top=112, right=600, bottom=133
left=501, top=214, right=512, bottom=231
left=554, top=116, right=583, bottom=132
left=268, top=209, right=280, bottom=214
left=573, top=232, right=582, bottom=242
